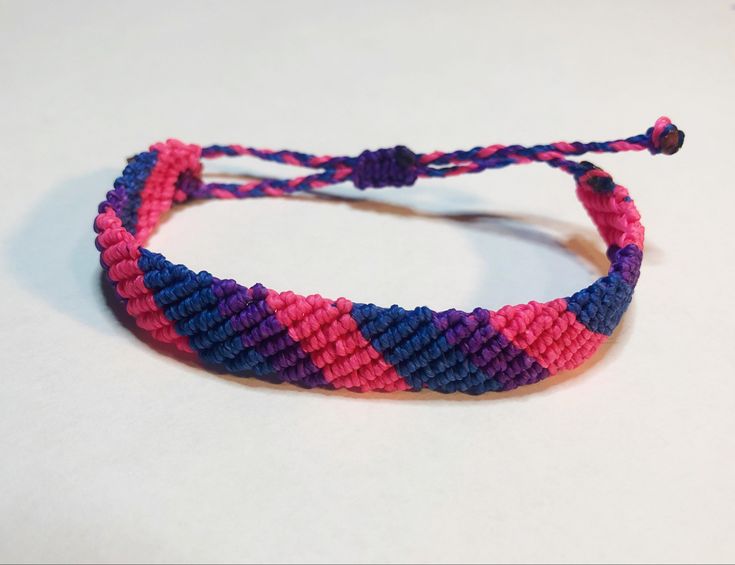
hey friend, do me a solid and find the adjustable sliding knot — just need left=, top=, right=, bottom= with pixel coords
left=648, top=116, right=685, bottom=155
left=351, top=145, right=418, bottom=189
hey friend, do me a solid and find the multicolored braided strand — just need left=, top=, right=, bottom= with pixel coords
left=95, top=117, right=684, bottom=394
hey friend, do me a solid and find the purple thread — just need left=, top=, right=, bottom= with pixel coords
left=433, top=308, right=549, bottom=391
left=351, top=146, right=418, bottom=189
left=175, top=170, right=203, bottom=199
left=214, top=280, right=327, bottom=387
left=607, top=244, right=643, bottom=286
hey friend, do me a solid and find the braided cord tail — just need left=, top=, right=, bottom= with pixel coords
left=188, top=117, right=683, bottom=201
left=415, top=116, right=683, bottom=179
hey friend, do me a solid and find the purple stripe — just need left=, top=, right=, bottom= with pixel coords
left=607, top=244, right=643, bottom=286
left=99, top=184, right=128, bottom=217
left=213, top=280, right=327, bottom=387
left=433, top=308, right=549, bottom=391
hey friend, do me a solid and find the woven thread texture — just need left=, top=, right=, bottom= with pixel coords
left=94, top=117, right=683, bottom=393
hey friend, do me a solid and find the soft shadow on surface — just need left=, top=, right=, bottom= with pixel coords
left=7, top=168, right=635, bottom=401
left=4, top=169, right=120, bottom=332
left=293, top=192, right=614, bottom=274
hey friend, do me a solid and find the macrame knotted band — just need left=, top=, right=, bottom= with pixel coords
left=95, top=117, right=684, bottom=394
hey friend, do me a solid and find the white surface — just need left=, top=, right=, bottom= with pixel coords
left=1, top=1, right=734, bottom=563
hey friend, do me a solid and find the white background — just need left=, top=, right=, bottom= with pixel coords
left=1, top=1, right=734, bottom=563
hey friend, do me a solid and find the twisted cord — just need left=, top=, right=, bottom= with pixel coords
left=187, top=117, right=683, bottom=201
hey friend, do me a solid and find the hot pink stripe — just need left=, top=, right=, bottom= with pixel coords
left=288, top=175, right=307, bottom=187
left=281, top=154, right=301, bottom=166
left=576, top=174, right=644, bottom=248
left=309, top=155, right=333, bottom=167
left=419, top=151, right=445, bottom=164
left=490, top=298, right=606, bottom=374
left=535, top=151, right=565, bottom=161
left=237, top=181, right=261, bottom=193
left=96, top=207, right=192, bottom=352
left=211, top=189, right=236, bottom=199
left=333, top=167, right=352, bottom=181
left=553, top=141, right=576, bottom=152
left=609, top=141, right=646, bottom=152
left=135, top=140, right=202, bottom=244
left=265, top=290, right=410, bottom=392
left=477, top=144, right=506, bottom=159
left=651, top=116, right=671, bottom=146
left=263, top=187, right=286, bottom=197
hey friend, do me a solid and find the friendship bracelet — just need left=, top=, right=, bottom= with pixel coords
left=94, top=117, right=684, bottom=394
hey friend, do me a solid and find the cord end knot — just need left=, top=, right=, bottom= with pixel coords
left=352, top=145, right=418, bottom=189
left=648, top=116, right=685, bottom=155
left=576, top=161, right=616, bottom=193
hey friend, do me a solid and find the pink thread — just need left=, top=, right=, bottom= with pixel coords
left=491, top=299, right=607, bottom=374
left=95, top=208, right=192, bottom=352
left=266, top=291, right=410, bottom=391
left=576, top=175, right=644, bottom=248
left=651, top=116, right=672, bottom=148
left=135, top=139, right=202, bottom=244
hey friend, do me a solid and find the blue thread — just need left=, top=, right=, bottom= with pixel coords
left=104, top=151, right=158, bottom=233
left=433, top=308, right=550, bottom=393
left=566, top=272, right=634, bottom=335
left=351, top=303, right=486, bottom=392
left=138, top=249, right=273, bottom=372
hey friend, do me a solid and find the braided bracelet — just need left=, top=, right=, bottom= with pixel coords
left=95, top=117, right=684, bottom=394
